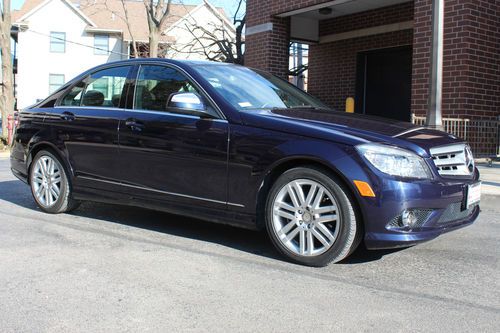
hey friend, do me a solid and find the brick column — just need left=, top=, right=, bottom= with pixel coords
left=412, top=0, right=500, bottom=120
left=245, top=17, right=290, bottom=78
left=411, top=0, right=433, bottom=118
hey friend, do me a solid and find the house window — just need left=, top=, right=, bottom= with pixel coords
left=49, top=74, right=65, bottom=94
left=94, top=35, right=109, bottom=55
left=50, top=32, right=66, bottom=53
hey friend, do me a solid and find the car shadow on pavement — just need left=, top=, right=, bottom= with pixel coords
left=74, top=201, right=282, bottom=261
left=0, top=179, right=404, bottom=265
left=340, top=245, right=405, bottom=264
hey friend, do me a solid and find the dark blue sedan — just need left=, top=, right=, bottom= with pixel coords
left=10, top=59, right=481, bottom=266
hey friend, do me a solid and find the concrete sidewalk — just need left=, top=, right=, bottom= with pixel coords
left=477, top=162, right=500, bottom=196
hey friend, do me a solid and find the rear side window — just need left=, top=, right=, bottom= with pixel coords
left=134, top=65, right=198, bottom=112
left=60, top=66, right=131, bottom=108
left=61, top=81, right=85, bottom=106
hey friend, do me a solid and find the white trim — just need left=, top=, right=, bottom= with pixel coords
left=164, top=1, right=236, bottom=36
left=319, top=20, right=414, bottom=43
left=123, top=39, right=170, bottom=44
left=18, top=0, right=96, bottom=27
left=276, top=0, right=353, bottom=18
left=163, top=3, right=204, bottom=35
left=202, top=0, right=236, bottom=32
left=85, top=27, right=123, bottom=34
left=245, top=23, right=273, bottom=37
left=18, top=0, right=51, bottom=21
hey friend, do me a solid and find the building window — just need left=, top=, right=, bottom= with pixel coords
left=94, top=35, right=109, bottom=55
left=50, top=32, right=66, bottom=53
left=49, top=74, right=65, bottom=94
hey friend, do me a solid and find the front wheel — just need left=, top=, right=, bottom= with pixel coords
left=265, top=167, right=360, bottom=267
left=30, top=150, right=80, bottom=214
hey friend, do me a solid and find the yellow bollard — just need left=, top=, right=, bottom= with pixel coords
left=345, top=97, right=355, bottom=113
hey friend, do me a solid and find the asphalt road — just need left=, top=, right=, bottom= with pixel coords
left=0, top=157, right=499, bottom=332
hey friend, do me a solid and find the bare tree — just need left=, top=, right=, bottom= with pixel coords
left=143, top=0, right=171, bottom=58
left=169, top=0, right=245, bottom=64
left=0, top=0, right=14, bottom=140
left=120, top=0, right=138, bottom=58
left=232, top=0, right=245, bottom=64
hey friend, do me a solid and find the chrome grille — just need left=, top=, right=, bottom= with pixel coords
left=429, top=143, right=474, bottom=177
left=437, top=202, right=478, bottom=225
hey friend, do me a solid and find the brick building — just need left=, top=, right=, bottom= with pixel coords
left=245, top=0, right=499, bottom=156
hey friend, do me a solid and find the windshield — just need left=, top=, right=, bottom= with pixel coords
left=192, top=64, right=328, bottom=111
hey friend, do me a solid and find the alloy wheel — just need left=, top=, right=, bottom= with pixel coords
left=31, top=155, right=62, bottom=208
left=271, top=179, right=340, bottom=256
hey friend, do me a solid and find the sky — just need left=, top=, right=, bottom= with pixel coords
left=11, top=0, right=243, bottom=19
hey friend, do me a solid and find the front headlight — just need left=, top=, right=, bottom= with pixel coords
left=356, top=143, right=431, bottom=179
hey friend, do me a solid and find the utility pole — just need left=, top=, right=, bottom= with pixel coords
left=1, top=0, right=15, bottom=140
left=426, top=0, right=444, bottom=130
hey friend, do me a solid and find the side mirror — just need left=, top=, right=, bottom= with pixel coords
left=167, top=92, right=206, bottom=112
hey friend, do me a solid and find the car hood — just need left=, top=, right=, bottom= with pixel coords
left=240, top=108, right=463, bottom=157
left=271, top=108, right=415, bottom=136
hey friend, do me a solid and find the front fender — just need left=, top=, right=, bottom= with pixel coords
left=253, top=139, right=383, bottom=233
left=257, top=138, right=377, bottom=200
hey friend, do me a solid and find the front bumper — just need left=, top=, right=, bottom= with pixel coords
left=361, top=173, right=480, bottom=250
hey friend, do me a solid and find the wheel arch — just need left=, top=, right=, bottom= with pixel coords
left=255, top=156, right=365, bottom=233
left=27, top=142, right=73, bottom=184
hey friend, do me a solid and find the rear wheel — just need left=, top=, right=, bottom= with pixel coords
left=30, top=150, right=80, bottom=214
left=265, top=167, right=360, bottom=267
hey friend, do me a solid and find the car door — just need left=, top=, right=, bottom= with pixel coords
left=46, top=65, right=133, bottom=191
left=117, top=64, right=229, bottom=209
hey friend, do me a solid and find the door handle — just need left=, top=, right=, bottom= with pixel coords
left=125, top=118, right=145, bottom=132
left=61, top=111, right=75, bottom=121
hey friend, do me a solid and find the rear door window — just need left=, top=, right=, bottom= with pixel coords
left=61, top=81, right=85, bottom=106
left=60, top=66, right=131, bottom=108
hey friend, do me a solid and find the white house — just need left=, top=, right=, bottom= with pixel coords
left=165, top=2, right=237, bottom=61
left=12, top=0, right=235, bottom=109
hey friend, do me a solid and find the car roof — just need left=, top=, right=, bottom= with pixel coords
left=97, top=58, right=235, bottom=68
left=65, top=58, right=238, bottom=88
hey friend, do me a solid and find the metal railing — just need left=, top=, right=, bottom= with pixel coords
left=466, top=118, right=500, bottom=158
left=412, top=115, right=499, bottom=158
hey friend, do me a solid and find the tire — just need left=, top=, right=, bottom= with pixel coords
left=29, top=150, right=80, bottom=214
left=265, top=166, right=360, bottom=267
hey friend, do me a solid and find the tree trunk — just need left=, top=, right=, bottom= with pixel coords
left=1, top=0, right=15, bottom=140
left=149, top=25, right=159, bottom=58
left=120, top=0, right=139, bottom=58
left=144, top=0, right=170, bottom=58
left=131, top=41, right=139, bottom=58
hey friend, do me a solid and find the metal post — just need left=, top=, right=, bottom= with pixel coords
left=297, top=44, right=304, bottom=90
left=292, top=43, right=297, bottom=86
left=426, top=0, right=444, bottom=130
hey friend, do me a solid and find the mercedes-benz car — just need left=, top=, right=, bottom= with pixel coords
left=10, top=59, right=481, bottom=266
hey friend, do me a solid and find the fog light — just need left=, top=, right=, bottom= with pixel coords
left=401, top=209, right=418, bottom=227
left=387, top=209, right=434, bottom=230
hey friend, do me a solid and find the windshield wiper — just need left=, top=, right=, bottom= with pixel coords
left=270, top=105, right=317, bottom=110
left=289, top=105, right=318, bottom=109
